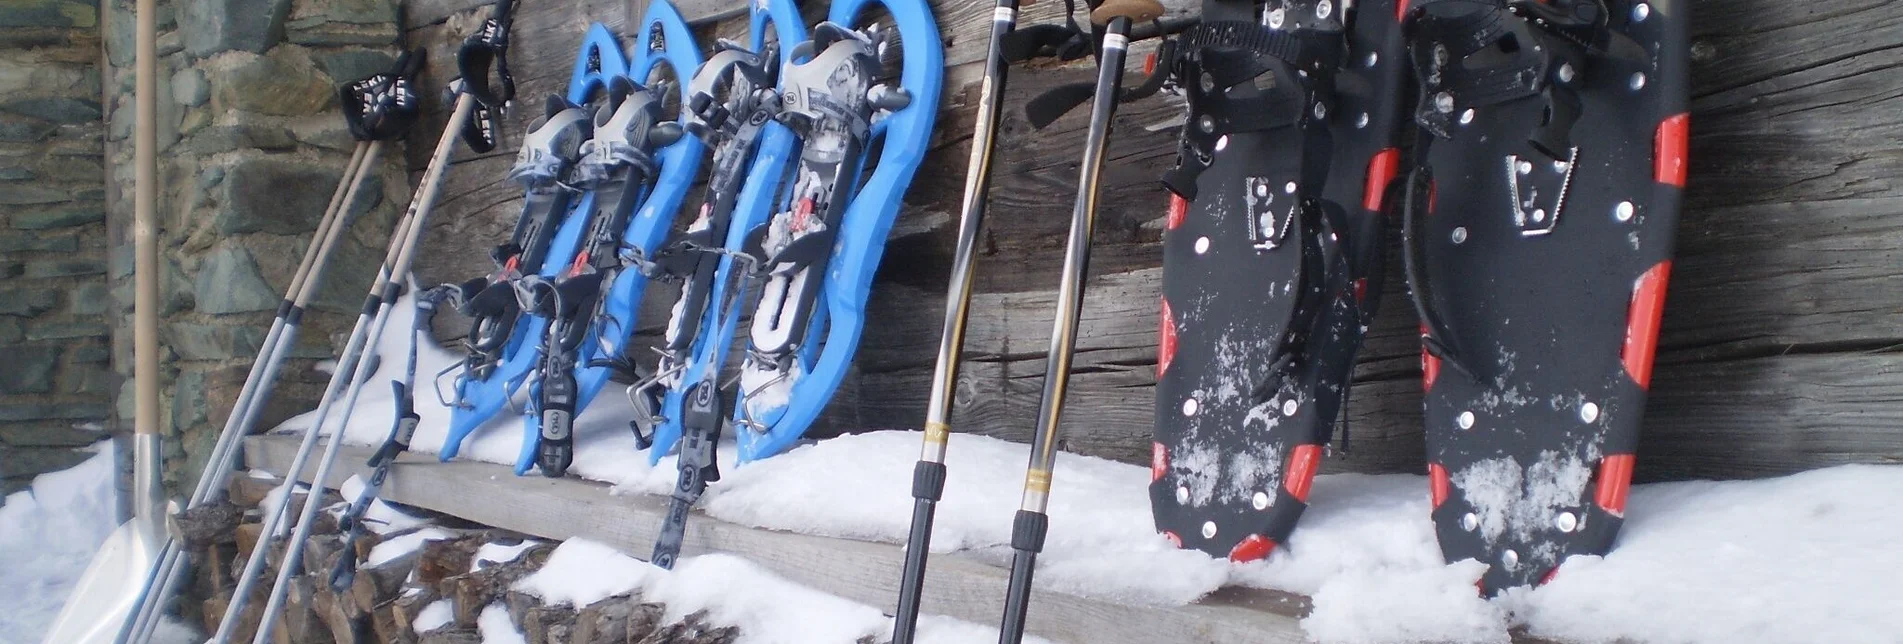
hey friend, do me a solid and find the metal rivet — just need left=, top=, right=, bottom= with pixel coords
left=1284, top=181, right=1297, bottom=194
left=1532, top=208, right=1546, bottom=223
left=1630, top=73, right=1647, bottom=90
left=1433, top=45, right=1449, bottom=66
left=1199, top=115, right=1214, bottom=133
left=1365, top=52, right=1379, bottom=68
left=1555, top=512, right=1579, bottom=532
left=1215, top=135, right=1229, bottom=152
left=1580, top=402, right=1600, bottom=423
left=1194, top=236, right=1210, bottom=254
left=1200, top=72, right=1216, bottom=93
left=1517, top=160, right=1533, bottom=175
left=1313, top=102, right=1327, bottom=119
left=1557, top=63, right=1575, bottom=83
left=1616, top=201, right=1635, bottom=221
left=1182, top=397, right=1199, bottom=417
left=1457, top=410, right=1475, bottom=429
left=1502, top=549, right=1520, bottom=569
left=1451, top=227, right=1468, bottom=244
left=1201, top=521, right=1218, bottom=539
left=1254, top=183, right=1270, bottom=197
left=1459, top=109, right=1474, bottom=125
left=1176, top=485, right=1191, bottom=504
left=1268, top=8, right=1286, bottom=29
left=1554, top=160, right=1572, bottom=173
left=1356, top=112, right=1370, bottom=128
left=1253, top=491, right=1271, bottom=510
left=1461, top=512, right=1479, bottom=531
left=1434, top=92, right=1454, bottom=113
left=1633, top=3, right=1650, bottom=21
left=1281, top=399, right=1298, bottom=416
left=1317, top=0, right=1333, bottom=19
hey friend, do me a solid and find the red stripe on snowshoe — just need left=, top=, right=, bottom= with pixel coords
left=1655, top=113, right=1689, bottom=187
left=1229, top=534, right=1276, bottom=563
left=1396, top=0, right=1411, bottom=22
left=1595, top=454, right=1636, bottom=517
left=568, top=251, right=590, bottom=277
left=1354, top=278, right=1368, bottom=303
left=1284, top=444, right=1323, bottom=503
left=1420, top=323, right=1441, bottom=391
left=1540, top=567, right=1561, bottom=587
left=1166, top=194, right=1187, bottom=230
left=1162, top=530, right=1183, bottom=548
left=1157, top=298, right=1177, bottom=378
left=1428, top=462, right=1450, bottom=508
left=1144, top=51, right=1157, bottom=75
left=1151, top=442, right=1168, bottom=483
left=1363, top=148, right=1401, bottom=213
left=1622, top=261, right=1671, bottom=390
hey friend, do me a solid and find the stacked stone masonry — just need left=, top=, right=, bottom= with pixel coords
left=0, top=0, right=413, bottom=503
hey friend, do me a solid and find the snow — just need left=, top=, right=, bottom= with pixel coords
left=365, top=527, right=454, bottom=567
left=264, top=292, right=1903, bottom=643
left=472, top=539, right=541, bottom=572
left=1, top=444, right=198, bottom=643
left=478, top=602, right=528, bottom=644
left=413, top=599, right=453, bottom=634
left=515, top=538, right=1051, bottom=644
left=337, top=474, right=430, bottom=535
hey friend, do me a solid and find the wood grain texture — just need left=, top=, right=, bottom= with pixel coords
left=385, top=0, right=1903, bottom=482
left=244, top=436, right=1313, bottom=644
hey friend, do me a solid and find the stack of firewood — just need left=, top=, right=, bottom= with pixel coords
left=185, top=475, right=743, bottom=644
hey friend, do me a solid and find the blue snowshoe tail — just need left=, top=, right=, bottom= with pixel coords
left=440, top=24, right=630, bottom=464
left=732, top=0, right=943, bottom=463
left=646, top=6, right=809, bottom=466
left=561, top=0, right=708, bottom=472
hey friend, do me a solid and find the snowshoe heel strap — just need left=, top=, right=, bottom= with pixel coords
left=1160, top=31, right=1315, bottom=199
left=1399, top=168, right=1477, bottom=381
left=1404, top=0, right=1590, bottom=159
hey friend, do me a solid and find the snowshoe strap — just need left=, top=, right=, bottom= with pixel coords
left=1400, top=167, right=1478, bottom=381
left=1160, top=21, right=1333, bottom=199
left=506, top=95, right=592, bottom=188
left=1404, top=0, right=1607, bottom=160
left=340, top=48, right=425, bottom=142
left=457, top=0, right=518, bottom=110
left=1023, top=37, right=1175, bottom=129
left=780, top=25, right=883, bottom=141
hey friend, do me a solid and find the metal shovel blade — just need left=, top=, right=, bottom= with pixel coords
left=39, top=516, right=159, bottom=644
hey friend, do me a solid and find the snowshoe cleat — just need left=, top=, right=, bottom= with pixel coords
left=1150, top=0, right=1407, bottom=563
left=1399, top=0, right=1689, bottom=593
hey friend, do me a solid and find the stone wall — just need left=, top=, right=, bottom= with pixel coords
left=87, top=0, right=412, bottom=499
left=0, top=1, right=112, bottom=497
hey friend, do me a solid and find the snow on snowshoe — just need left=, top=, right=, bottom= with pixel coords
left=1400, top=0, right=1689, bottom=592
left=438, top=26, right=630, bottom=463
left=731, top=0, right=943, bottom=463
left=1150, top=0, right=1407, bottom=562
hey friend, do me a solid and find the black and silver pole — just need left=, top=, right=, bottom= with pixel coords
left=996, top=2, right=1159, bottom=642
left=890, top=1, right=1019, bottom=642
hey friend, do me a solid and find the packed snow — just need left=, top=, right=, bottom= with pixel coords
left=261, top=291, right=1903, bottom=643
left=478, top=602, right=529, bottom=644
left=412, top=598, right=453, bottom=634
left=1, top=444, right=198, bottom=643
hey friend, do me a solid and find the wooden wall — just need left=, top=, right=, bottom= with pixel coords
left=395, top=0, right=1903, bottom=482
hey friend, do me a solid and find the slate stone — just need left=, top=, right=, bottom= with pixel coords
left=285, top=113, right=354, bottom=151
left=27, top=155, right=102, bottom=183
left=25, top=319, right=109, bottom=341
left=70, top=281, right=110, bottom=316
left=0, top=403, right=110, bottom=422
left=0, top=183, right=69, bottom=205
left=0, top=317, right=20, bottom=342
left=0, top=344, right=59, bottom=394
left=0, top=116, right=56, bottom=143
left=9, top=204, right=103, bottom=229
left=69, top=340, right=109, bottom=363
left=312, top=48, right=394, bottom=86
left=0, top=446, right=94, bottom=480
left=67, top=364, right=117, bottom=395
left=0, top=232, right=77, bottom=253
left=214, top=156, right=349, bottom=235
left=0, top=96, right=102, bottom=124
left=180, top=0, right=291, bottom=56
left=166, top=322, right=265, bottom=361
left=172, top=369, right=206, bottom=430
left=0, top=425, right=106, bottom=448
left=0, top=288, right=60, bottom=316
left=0, top=166, right=33, bottom=180
left=23, top=258, right=104, bottom=277
left=172, top=67, right=209, bottom=107
left=0, top=0, right=98, bottom=29
left=285, top=0, right=398, bottom=47
left=193, top=245, right=278, bottom=315
left=208, top=48, right=334, bottom=117
left=180, top=123, right=296, bottom=156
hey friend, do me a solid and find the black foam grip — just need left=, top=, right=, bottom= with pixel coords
left=1010, top=510, right=1048, bottom=553
left=911, top=461, right=947, bottom=502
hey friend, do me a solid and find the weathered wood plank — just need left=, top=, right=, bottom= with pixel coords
left=244, top=436, right=1313, bottom=644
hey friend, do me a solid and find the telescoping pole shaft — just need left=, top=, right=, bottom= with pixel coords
left=891, top=1, right=1019, bottom=641
left=997, top=5, right=1148, bottom=642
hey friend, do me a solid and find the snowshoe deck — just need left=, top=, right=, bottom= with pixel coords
left=1150, top=0, right=1407, bottom=562
left=1401, top=0, right=1689, bottom=592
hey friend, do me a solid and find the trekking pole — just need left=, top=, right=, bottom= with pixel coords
left=208, top=4, right=514, bottom=639
left=890, top=1, right=1019, bottom=641
left=119, top=50, right=425, bottom=644
left=996, top=2, right=1158, bottom=642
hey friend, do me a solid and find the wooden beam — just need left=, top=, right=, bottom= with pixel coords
left=245, top=435, right=1311, bottom=644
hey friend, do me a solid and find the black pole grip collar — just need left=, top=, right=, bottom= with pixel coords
left=458, top=0, right=518, bottom=110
